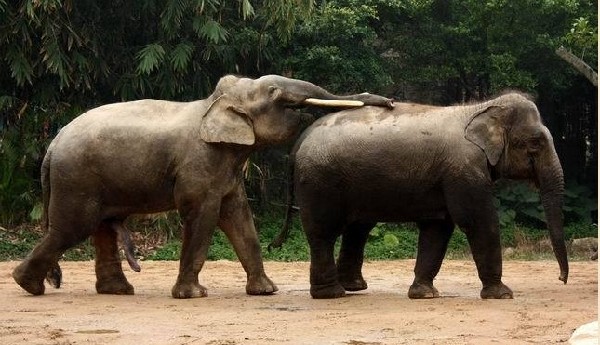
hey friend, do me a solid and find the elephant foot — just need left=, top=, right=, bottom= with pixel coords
left=45, top=263, right=62, bottom=288
left=310, top=283, right=346, bottom=299
left=480, top=282, right=513, bottom=299
left=12, top=264, right=45, bottom=296
left=246, top=274, right=278, bottom=295
left=339, top=276, right=368, bottom=291
left=96, top=278, right=134, bottom=295
left=408, top=282, right=440, bottom=299
left=171, top=281, right=208, bottom=299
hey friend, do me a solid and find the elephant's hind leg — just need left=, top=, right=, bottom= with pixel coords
left=408, top=217, right=454, bottom=299
left=12, top=216, right=92, bottom=295
left=304, top=219, right=346, bottom=299
left=93, top=221, right=134, bottom=295
left=337, top=221, right=375, bottom=291
left=12, top=235, right=67, bottom=295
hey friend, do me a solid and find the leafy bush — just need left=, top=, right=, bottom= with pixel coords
left=0, top=225, right=43, bottom=261
left=147, top=241, right=181, bottom=261
left=494, top=180, right=597, bottom=227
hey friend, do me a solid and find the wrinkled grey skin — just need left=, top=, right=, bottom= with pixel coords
left=12, top=74, right=394, bottom=298
left=44, top=220, right=138, bottom=290
left=289, top=93, right=568, bottom=299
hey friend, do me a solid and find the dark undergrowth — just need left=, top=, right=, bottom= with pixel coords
left=0, top=211, right=597, bottom=262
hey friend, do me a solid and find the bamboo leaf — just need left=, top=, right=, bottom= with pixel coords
left=239, top=0, right=255, bottom=20
left=161, top=0, right=190, bottom=35
left=136, top=43, right=166, bottom=75
left=6, top=47, right=33, bottom=86
left=170, top=42, right=194, bottom=72
left=197, top=19, right=228, bottom=44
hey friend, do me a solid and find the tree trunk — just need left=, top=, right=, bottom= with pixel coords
left=555, top=46, right=598, bottom=87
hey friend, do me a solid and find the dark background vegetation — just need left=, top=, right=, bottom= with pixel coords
left=0, top=0, right=597, bottom=260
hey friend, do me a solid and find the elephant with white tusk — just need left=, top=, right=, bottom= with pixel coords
left=12, top=74, right=394, bottom=298
left=284, top=93, right=568, bottom=299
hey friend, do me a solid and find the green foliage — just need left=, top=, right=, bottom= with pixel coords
left=494, top=180, right=598, bottom=228
left=365, top=223, right=418, bottom=259
left=0, top=226, right=42, bottom=261
left=563, top=181, right=598, bottom=224
left=0, top=0, right=596, bottom=232
left=60, top=240, right=96, bottom=261
left=562, top=16, right=598, bottom=65
left=494, top=181, right=544, bottom=227
left=563, top=222, right=598, bottom=240
left=256, top=212, right=310, bottom=261
left=277, top=0, right=392, bottom=93
left=147, top=241, right=182, bottom=261
left=0, top=104, right=80, bottom=227
left=136, top=44, right=167, bottom=75
left=378, top=0, right=596, bottom=100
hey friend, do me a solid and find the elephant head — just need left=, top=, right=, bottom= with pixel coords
left=200, top=74, right=394, bottom=146
left=465, top=93, right=568, bottom=284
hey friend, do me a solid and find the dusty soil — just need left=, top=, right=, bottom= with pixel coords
left=0, top=259, right=597, bottom=344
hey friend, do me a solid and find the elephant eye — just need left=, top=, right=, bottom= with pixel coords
left=526, top=137, right=543, bottom=152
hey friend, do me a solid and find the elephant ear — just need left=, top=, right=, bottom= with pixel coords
left=199, top=96, right=255, bottom=145
left=465, top=106, right=506, bottom=166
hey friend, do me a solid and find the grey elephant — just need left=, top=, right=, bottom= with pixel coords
left=285, top=92, right=568, bottom=299
left=12, top=74, right=394, bottom=298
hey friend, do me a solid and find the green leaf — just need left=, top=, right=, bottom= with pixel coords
left=198, top=19, right=228, bottom=43
left=29, top=202, right=43, bottom=221
left=136, top=44, right=166, bottom=75
left=170, top=42, right=194, bottom=72
left=6, top=47, right=33, bottom=86
left=239, top=0, right=255, bottom=20
left=383, top=233, right=400, bottom=249
left=521, top=208, right=546, bottom=223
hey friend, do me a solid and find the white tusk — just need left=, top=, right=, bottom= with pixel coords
left=303, top=99, right=364, bottom=107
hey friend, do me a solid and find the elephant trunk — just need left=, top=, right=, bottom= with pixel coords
left=262, top=75, right=394, bottom=108
left=535, top=153, right=569, bottom=284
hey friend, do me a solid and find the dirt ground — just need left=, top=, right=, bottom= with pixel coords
left=0, top=259, right=597, bottom=345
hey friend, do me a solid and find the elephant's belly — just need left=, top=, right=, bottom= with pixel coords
left=346, top=190, right=448, bottom=223
left=100, top=185, right=177, bottom=217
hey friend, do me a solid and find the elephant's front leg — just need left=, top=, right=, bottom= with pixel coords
left=450, top=194, right=513, bottom=299
left=218, top=184, right=277, bottom=295
left=93, top=221, right=134, bottom=295
left=464, top=222, right=513, bottom=299
left=171, top=200, right=219, bottom=299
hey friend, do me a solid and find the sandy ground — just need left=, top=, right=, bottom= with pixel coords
left=0, top=259, right=597, bottom=345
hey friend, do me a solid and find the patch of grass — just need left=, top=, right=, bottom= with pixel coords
left=2, top=213, right=596, bottom=262
left=258, top=212, right=310, bottom=261
left=146, top=241, right=181, bottom=261
left=364, top=223, right=418, bottom=259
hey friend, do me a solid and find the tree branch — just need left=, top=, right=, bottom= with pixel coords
left=555, top=46, right=598, bottom=87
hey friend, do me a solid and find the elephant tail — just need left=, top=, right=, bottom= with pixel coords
left=40, top=150, right=51, bottom=233
left=41, top=149, right=63, bottom=289
left=268, top=152, right=298, bottom=251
